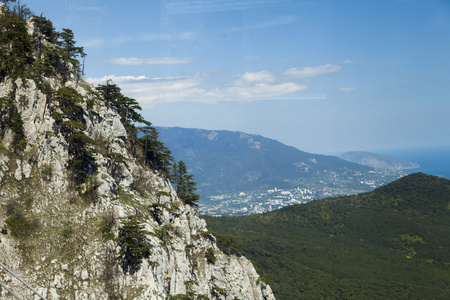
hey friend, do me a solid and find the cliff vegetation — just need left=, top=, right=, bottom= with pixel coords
left=0, top=1, right=274, bottom=299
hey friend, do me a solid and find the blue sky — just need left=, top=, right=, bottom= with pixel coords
left=27, top=0, right=450, bottom=154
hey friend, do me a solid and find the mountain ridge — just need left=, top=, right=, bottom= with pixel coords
left=156, top=126, right=405, bottom=215
left=156, top=126, right=373, bottom=194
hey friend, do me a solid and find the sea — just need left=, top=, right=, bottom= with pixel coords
left=372, top=145, right=450, bottom=179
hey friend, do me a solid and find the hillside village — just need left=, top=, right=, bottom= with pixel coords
left=201, top=168, right=405, bottom=215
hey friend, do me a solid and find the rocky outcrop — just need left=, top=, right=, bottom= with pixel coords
left=0, top=13, right=275, bottom=300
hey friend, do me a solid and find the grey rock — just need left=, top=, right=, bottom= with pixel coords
left=0, top=44, right=274, bottom=300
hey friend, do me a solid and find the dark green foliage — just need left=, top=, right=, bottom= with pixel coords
left=96, top=80, right=149, bottom=135
left=114, top=215, right=151, bottom=274
left=6, top=0, right=32, bottom=20
left=211, top=286, right=225, bottom=297
left=149, top=203, right=166, bottom=225
left=205, top=248, right=216, bottom=264
left=95, top=81, right=177, bottom=178
left=99, top=209, right=117, bottom=240
left=5, top=210, right=34, bottom=237
left=138, top=126, right=173, bottom=176
left=0, top=92, right=27, bottom=152
left=204, top=173, right=450, bottom=299
left=171, top=160, right=200, bottom=206
left=50, top=28, right=85, bottom=83
left=5, top=200, right=37, bottom=238
left=57, top=28, right=85, bottom=62
left=154, top=224, right=173, bottom=245
left=0, top=6, right=34, bottom=79
left=32, top=15, right=57, bottom=43
left=53, top=87, right=97, bottom=184
left=215, top=234, right=243, bottom=256
left=31, top=16, right=60, bottom=79
left=54, top=86, right=84, bottom=125
left=0, top=2, right=85, bottom=83
left=95, top=81, right=175, bottom=178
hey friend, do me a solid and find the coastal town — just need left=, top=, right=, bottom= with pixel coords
left=199, top=169, right=405, bottom=216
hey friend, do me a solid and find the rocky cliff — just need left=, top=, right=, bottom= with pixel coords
left=0, top=4, right=274, bottom=299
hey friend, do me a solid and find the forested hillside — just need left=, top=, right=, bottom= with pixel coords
left=204, top=173, right=450, bottom=299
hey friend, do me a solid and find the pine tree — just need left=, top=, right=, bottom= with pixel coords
left=171, top=160, right=200, bottom=207
left=138, top=126, right=172, bottom=176
left=0, top=5, right=34, bottom=79
left=96, top=80, right=150, bottom=135
left=114, top=215, right=151, bottom=275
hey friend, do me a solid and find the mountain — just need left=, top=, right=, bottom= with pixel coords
left=0, top=3, right=274, bottom=299
left=339, top=151, right=420, bottom=170
left=156, top=126, right=405, bottom=215
left=204, top=173, right=450, bottom=299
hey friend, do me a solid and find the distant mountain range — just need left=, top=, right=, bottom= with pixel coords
left=204, top=173, right=450, bottom=299
left=339, top=151, right=420, bottom=170
left=156, top=127, right=404, bottom=209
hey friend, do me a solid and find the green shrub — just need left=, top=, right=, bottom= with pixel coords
left=81, top=174, right=100, bottom=204
left=114, top=215, right=151, bottom=274
left=99, top=209, right=116, bottom=240
left=154, top=224, right=173, bottom=244
left=5, top=210, right=36, bottom=238
left=215, top=234, right=243, bottom=256
left=205, top=248, right=216, bottom=264
left=211, top=286, right=225, bottom=296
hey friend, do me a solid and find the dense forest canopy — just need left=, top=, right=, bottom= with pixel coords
left=205, top=173, right=450, bottom=299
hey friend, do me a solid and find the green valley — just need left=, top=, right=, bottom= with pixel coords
left=204, top=173, right=450, bottom=299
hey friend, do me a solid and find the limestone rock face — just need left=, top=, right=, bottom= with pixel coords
left=0, top=51, right=275, bottom=300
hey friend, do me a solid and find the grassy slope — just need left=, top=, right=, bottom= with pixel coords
left=204, top=173, right=450, bottom=299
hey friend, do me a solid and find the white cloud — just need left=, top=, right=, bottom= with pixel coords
left=223, top=82, right=307, bottom=100
left=108, top=57, right=196, bottom=65
left=235, top=70, right=276, bottom=85
left=339, top=87, right=357, bottom=92
left=285, top=64, right=342, bottom=78
left=87, top=70, right=307, bottom=104
left=224, top=70, right=306, bottom=101
left=87, top=75, right=149, bottom=85
left=87, top=74, right=208, bottom=104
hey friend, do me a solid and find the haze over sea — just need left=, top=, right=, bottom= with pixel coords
left=370, top=145, right=450, bottom=179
